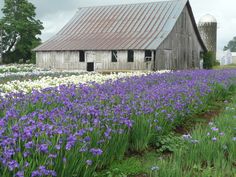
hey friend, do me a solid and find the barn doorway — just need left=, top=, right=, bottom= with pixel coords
left=87, top=62, right=94, bottom=72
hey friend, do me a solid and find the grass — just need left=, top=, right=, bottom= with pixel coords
left=96, top=87, right=236, bottom=177
left=213, top=63, right=236, bottom=70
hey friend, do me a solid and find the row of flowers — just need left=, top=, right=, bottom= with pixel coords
left=0, top=70, right=235, bottom=176
left=0, top=64, right=41, bottom=73
left=0, top=64, right=87, bottom=81
left=0, top=70, right=87, bottom=86
left=0, top=71, right=169, bottom=96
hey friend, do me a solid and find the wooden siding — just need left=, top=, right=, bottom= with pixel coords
left=96, top=51, right=152, bottom=71
left=154, top=6, right=204, bottom=70
left=36, top=51, right=86, bottom=70
left=36, top=50, right=153, bottom=71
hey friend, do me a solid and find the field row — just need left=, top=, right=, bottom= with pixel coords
left=102, top=92, right=236, bottom=177
left=0, top=64, right=41, bottom=73
left=0, top=72, right=154, bottom=96
left=0, top=65, right=169, bottom=96
left=0, top=70, right=236, bottom=176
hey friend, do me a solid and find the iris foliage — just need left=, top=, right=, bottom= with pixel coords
left=0, top=70, right=236, bottom=176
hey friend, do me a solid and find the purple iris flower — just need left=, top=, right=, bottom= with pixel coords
left=90, top=148, right=103, bottom=156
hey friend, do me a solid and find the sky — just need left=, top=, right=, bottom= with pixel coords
left=0, top=0, right=235, bottom=50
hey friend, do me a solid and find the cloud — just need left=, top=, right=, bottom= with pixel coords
left=1, top=0, right=236, bottom=50
left=39, top=11, right=75, bottom=43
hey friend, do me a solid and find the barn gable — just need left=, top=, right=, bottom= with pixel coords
left=154, top=2, right=206, bottom=70
left=34, top=0, right=206, bottom=71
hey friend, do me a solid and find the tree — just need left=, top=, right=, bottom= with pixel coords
left=0, top=0, right=43, bottom=63
left=224, top=37, right=236, bottom=52
left=203, top=51, right=214, bottom=69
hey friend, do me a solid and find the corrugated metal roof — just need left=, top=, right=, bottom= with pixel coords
left=34, top=0, right=200, bottom=51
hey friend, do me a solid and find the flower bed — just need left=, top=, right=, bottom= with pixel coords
left=0, top=71, right=167, bottom=96
left=0, top=64, right=40, bottom=73
left=0, top=70, right=235, bottom=176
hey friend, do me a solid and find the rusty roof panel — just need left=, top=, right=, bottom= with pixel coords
left=34, top=0, right=191, bottom=51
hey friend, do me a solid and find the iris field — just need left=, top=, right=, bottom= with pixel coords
left=0, top=67, right=236, bottom=176
left=0, top=64, right=165, bottom=96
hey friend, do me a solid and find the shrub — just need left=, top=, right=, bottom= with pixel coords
left=203, top=51, right=214, bottom=69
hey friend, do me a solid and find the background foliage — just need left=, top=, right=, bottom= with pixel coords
left=224, top=36, right=236, bottom=52
left=203, top=51, right=216, bottom=69
left=0, top=0, right=43, bottom=64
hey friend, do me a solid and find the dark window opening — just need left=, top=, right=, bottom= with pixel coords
left=128, top=50, right=134, bottom=62
left=153, top=51, right=156, bottom=71
left=145, top=50, right=152, bottom=62
left=111, top=50, right=118, bottom=62
left=79, top=51, right=85, bottom=62
left=87, top=62, right=94, bottom=72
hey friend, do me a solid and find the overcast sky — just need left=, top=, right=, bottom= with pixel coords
left=0, top=0, right=235, bottom=50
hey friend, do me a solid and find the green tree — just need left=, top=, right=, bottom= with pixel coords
left=0, top=0, right=43, bottom=63
left=224, top=37, right=236, bottom=52
left=203, top=51, right=214, bottom=69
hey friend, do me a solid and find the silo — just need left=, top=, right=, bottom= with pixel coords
left=198, top=14, right=217, bottom=58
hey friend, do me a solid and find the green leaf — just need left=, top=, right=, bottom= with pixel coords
left=0, top=0, right=43, bottom=63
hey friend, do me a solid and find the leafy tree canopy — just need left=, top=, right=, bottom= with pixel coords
left=203, top=51, right=214, bottom=69
left=224, top=36, right=236, bottom=52
left=0, top=0, right=43, bottom=63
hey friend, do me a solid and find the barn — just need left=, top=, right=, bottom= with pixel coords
left=231, top=52, right=236, bottom=64
left=34, top=0, right=207, bottom=71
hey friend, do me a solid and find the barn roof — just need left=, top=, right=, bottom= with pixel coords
left=34, top=0, right=206, bottom=51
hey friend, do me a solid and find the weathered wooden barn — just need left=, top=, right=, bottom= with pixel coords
left=34, top=0, right=207, bottom=71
